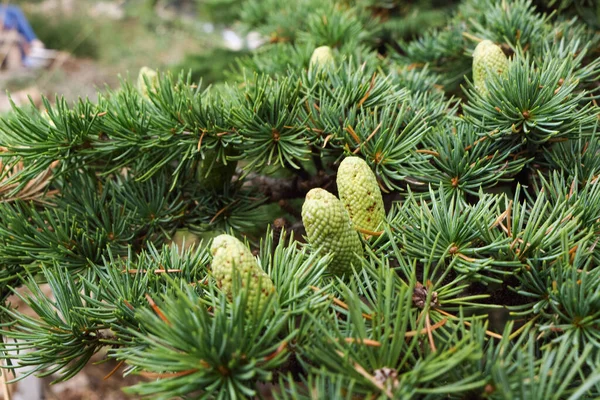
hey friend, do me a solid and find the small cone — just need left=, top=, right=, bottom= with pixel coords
left=137, top=66, right=159, bottom=99
left=301, top=188, right=363, bottom=275
left=337, top=156, right=385, bottom=236
left=210, top=235, right=276, bottom=312
left=309, top=46, right=335, bottom=72
left=472, top=40, right=508, bottom=97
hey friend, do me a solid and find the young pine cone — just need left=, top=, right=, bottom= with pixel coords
left=337, top=156, right=385, bottom=236
left=472, top=40, right=509, bottom=97
left=210, top=234, right=276, bottom=312
left=309, top=45, right=335, bottom=73
left=137, top=66, right=159, bottom=99
left=195, top=148, right=237, bottom=191
left=301, top=188, right=363, bottom=276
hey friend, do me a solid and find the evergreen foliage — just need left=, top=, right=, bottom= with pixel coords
left=1, top=0, right=600, bottom=398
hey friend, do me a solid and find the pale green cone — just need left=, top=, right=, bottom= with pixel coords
left=210, top=234, right=276, bottom=312
left=309, top=46, right=335, bottom=73
left=137, top=66, right=159, bottom=99
left=337, top=156, right=385, bottom=236
left=472, top=40, right=508, bottom=97
left=301, top=188, right=363, bottom=276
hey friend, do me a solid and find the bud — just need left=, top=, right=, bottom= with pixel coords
left=472, top=40, right=508, bottom=97
left=301, top=188, right=363, bottom=276
left=170, top=228, right=200, bottom=253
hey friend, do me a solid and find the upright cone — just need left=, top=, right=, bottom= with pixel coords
left=301, top=188, right=363, bottom=275
left=137, top=66, right=159, bottom=99
left=309, top=46, right=335, bottom=73
left=210, top=234, right=276, bottom=312
left=472, top=40, right=508, bottom=97
left=195, top=148, right=238, bottom=191
left=337, top=156, right=385, bottom=236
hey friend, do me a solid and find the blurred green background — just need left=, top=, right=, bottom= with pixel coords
left=2, top=0, right=229, bottom=102
left=1, top=0, right=461, bottom=103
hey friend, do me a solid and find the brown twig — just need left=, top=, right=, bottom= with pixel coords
left=309, top=286, right=373, bottom=320
left=263, top=341, right=287, bottom=362
left=103, top=360, right=125, bottom=380
left=416, top=149, right=440, bottom=156
left=425, top=313, right=437, bottom=352
left=357, top=73, right=377, bottom=109
left=145, top=294, right=170, bottom=325
left=345, top=125, right=361, bottom=144
left=353, top=122, right=382, bottom=155
left=335, top=351, right=394, bottom=398
left=0, top=149, right=59, bottom=204
left=464, top=136, right=487, bottom=151
left=139, top=369, right=199, bottom=379
left=197, top=130, right=206, bottom=151
left=0, top=357, right=11, bottom=400
left=404, top=318, right=448, bottom=337
left=341, top=318, right=449, bottom=348
left=210, top=200, right=240, bottom=224
left=123, top=269, right=182, bottom=274
left=342, top=338, right=382, bottom=347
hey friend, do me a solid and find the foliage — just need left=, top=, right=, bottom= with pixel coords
left=1, top=0, right=600, bottom=398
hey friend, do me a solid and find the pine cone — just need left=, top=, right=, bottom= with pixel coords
left=337, top=156, right=385, bottom=236
left=210, top=234, right=276, bottom=312
left=137, top=66, right=159, bottom=99
left=195, top=148, right=238, bottom=191
left=301, top=188, right=363, bottom=276
left=171, top=228, right=200, bottom=252
left=309, top=46, right=335, bottom=72
left=472, top=40, right=508, bottom=97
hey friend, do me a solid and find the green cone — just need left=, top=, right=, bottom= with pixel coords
left=210, top=234, right=276, bottom=312
left=137, top=66, right=159, bottom=100
left=309, top=46, right=335, bottom=73
left=301, top=188, right=363, bottom=276
left=196, top=148, right=238, bottom=191
left=337, top=156, right=385, bottom=236
left=472, top=40, right=508, bottom=97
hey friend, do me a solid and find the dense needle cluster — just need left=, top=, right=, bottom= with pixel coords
left=0, top=0, right=600, bottom=398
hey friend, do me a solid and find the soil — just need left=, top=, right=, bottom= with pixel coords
left=42, top=354, right=144, bottom=400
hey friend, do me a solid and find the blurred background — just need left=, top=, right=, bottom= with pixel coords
left=0, top=0, right=266, bottom=115
left=1, top=0, right=467, bottom=116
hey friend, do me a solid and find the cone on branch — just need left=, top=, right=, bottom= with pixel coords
left=309, top=45, right=335, bottom=73
left=472, top=40, right=509, bottom=97
left=301, top=188, right=363, bottom=276
left=0, top=0, right=599, bottom=398
left=137, top=66, right=159, bottom=99
left=210, top=234, right=276, bottom=312
left=337, top=156, right=385, bottom=236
